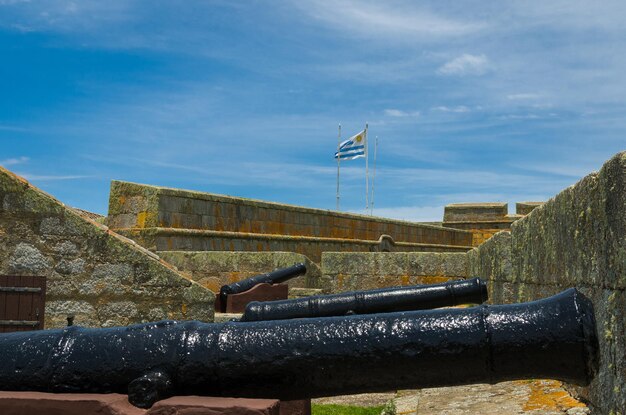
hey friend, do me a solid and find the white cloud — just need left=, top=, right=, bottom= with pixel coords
left=384, top=109, right=420, bottom=117
left=437, top=54, right=490, bottom=76
left=18, top=174, right=91, bottom=181
left=432, top=105, right=470, bottom=113
left=0, top=0, right=31, bottom=5
left=506, top=93, right=542, bottom=101
left=0, top=156, right=29, bottom=166
left=295, top=1, right=485, bottom=40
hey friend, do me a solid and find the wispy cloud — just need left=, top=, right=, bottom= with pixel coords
left=293, top=0, right=485, bottom=40
left=0, top=156, right=29, bottom=166
left=0, top=124, right=28, bottom=132
left=506, top=93, right=543, bottom=101
left=431, top=106, right=471, bottom=113
left=437, top=54, right=490, bottom=76
left=384, top=109, right=420, bottom=118
left=19, top=174, right=91, bottom=181
left=0, top=0, right=31, bottom=5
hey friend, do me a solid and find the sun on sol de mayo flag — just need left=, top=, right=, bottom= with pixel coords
left=334, top=129, right=366, bottom=160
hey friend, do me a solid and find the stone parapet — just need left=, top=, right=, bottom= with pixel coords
left=321, top=252, right=468, bottom=293
left=515, top=201, right=544, bottom=216
left=442, top=203, right=524, bottom=246
left=467, top=151, right=626, bottom=414
left=443, top=202, right=509, bottom=222
left=158, top=251, right=321, bottom=293
left=107, top=181, right=473, bottom=247
left=0, top=167, right=215, bottom=328
left=117, top=228, right=472, bottom=264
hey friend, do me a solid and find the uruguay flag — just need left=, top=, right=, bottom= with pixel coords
left=334, top=130, right=366, bottom=160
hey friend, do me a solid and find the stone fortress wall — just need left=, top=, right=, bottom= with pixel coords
left=104, top=180, right=541, bottom=294
left=106, top=180, right=475, bottom=263
left=442, top=201, right=542, bottom=245
left=467, top=152, right=626, bottom=414
left=0, top=167, right=215, bottom=328
left=315, top=152, right=626, bottom=414
left=2, top=147, right=623, bottom=413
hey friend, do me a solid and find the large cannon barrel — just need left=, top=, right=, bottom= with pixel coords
left=241, top=277, right=488, bottom=322
left=219, top=262, right=307, bottom=302
left=0, top=288, right=598, bottom=409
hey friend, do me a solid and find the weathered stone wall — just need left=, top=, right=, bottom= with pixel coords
left=107, top=180, right=474, bottom=251
left=442, top=202, right=542, bottom=246
left=468, top=152, right=626, bottom=414
left=321, top=252, right=467, bottom=293
left=116, top=228, right=471, bottom=264
left=0, top=167, right=214, bottom=328
left=157, top=251, right=321, bottom=293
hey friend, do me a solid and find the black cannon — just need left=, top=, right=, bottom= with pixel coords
left=241, top=277, right=488, bottom=322
left=0, top=288, right=598, bottom=409
left=218, top=262, right=307, bottom=308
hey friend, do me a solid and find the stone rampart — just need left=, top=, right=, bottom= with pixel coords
left=443, top=202, right=542, bottom=246
left=107, top=181, right=474, bottom=260
left=321, top=252, right=467, bottom=293
left=468, top=152, right=626, bottom=414
left=116, top=227, right=470, bottom=264
left=158, top=251, right=321, bottom=293
left=0, top=167, right=214, bottom=328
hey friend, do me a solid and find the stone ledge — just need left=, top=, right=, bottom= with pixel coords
left=120, top=227, right=474, bottom=250
left=110, top=180, right=474, bottom=232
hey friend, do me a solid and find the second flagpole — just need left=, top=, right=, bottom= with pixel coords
left=365, top=123, right=369, bottom=212
left=336, top=124, right=341, bottom=211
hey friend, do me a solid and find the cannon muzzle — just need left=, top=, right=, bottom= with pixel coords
left=241, top=277, right=488, bottom=321
left=0, top=288, right=598, bottom=409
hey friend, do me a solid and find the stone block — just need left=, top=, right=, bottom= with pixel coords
left=54, top=258, right=86, bottom=275
left=467, top=231, right=513, bottom=282
left=516, top=201, right=544, bottom=215
left=8, top=243, right=50, bottom=274
left=444, top=202, right=508, bottom=222
left=407, top=253, right=443, bottom=276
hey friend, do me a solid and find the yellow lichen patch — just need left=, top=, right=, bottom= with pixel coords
left=522, top=380, right=587, bottom=411
left=228, top=272, right=242, bottom=283
left=337, top=273, right=344, bottom=290
left=401, top=275, right=410, bottom=286
left=418, top=275, right=453, bottom=285
left=181, top=303, right=188, bottom=316
left=203, top=280, right=220, bottom=293
left=137, top=211, right=148, bottom=228
left=136, top=211, right=156, bottom=228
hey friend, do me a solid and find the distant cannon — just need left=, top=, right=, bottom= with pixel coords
left=0, top=289, right=598, bottom=409
left=218, top=263, right=307, bottom=312
left=241, top=278, right=488, bottom=322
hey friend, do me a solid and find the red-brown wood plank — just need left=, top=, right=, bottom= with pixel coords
left=33, top=275, right=46, bottom=329
left=18, top=276, right=34, bottom=332
left=4, top=276, right=20, bottom=332
left=0, top=275, right=7, bottom=333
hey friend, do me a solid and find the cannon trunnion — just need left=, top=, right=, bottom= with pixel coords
left=241, top=277, right=488, bottom=321
left=0, top=289, right=598, bottom=409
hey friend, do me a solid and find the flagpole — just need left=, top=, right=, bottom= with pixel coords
left=370, top=135, right=378, bottom=215
left=365, top=123, right=369, bottom=213
left=336, top=124, right=341, bottom=211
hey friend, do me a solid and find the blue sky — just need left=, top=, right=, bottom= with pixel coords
left=1, top=1, right=625, bottom=220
